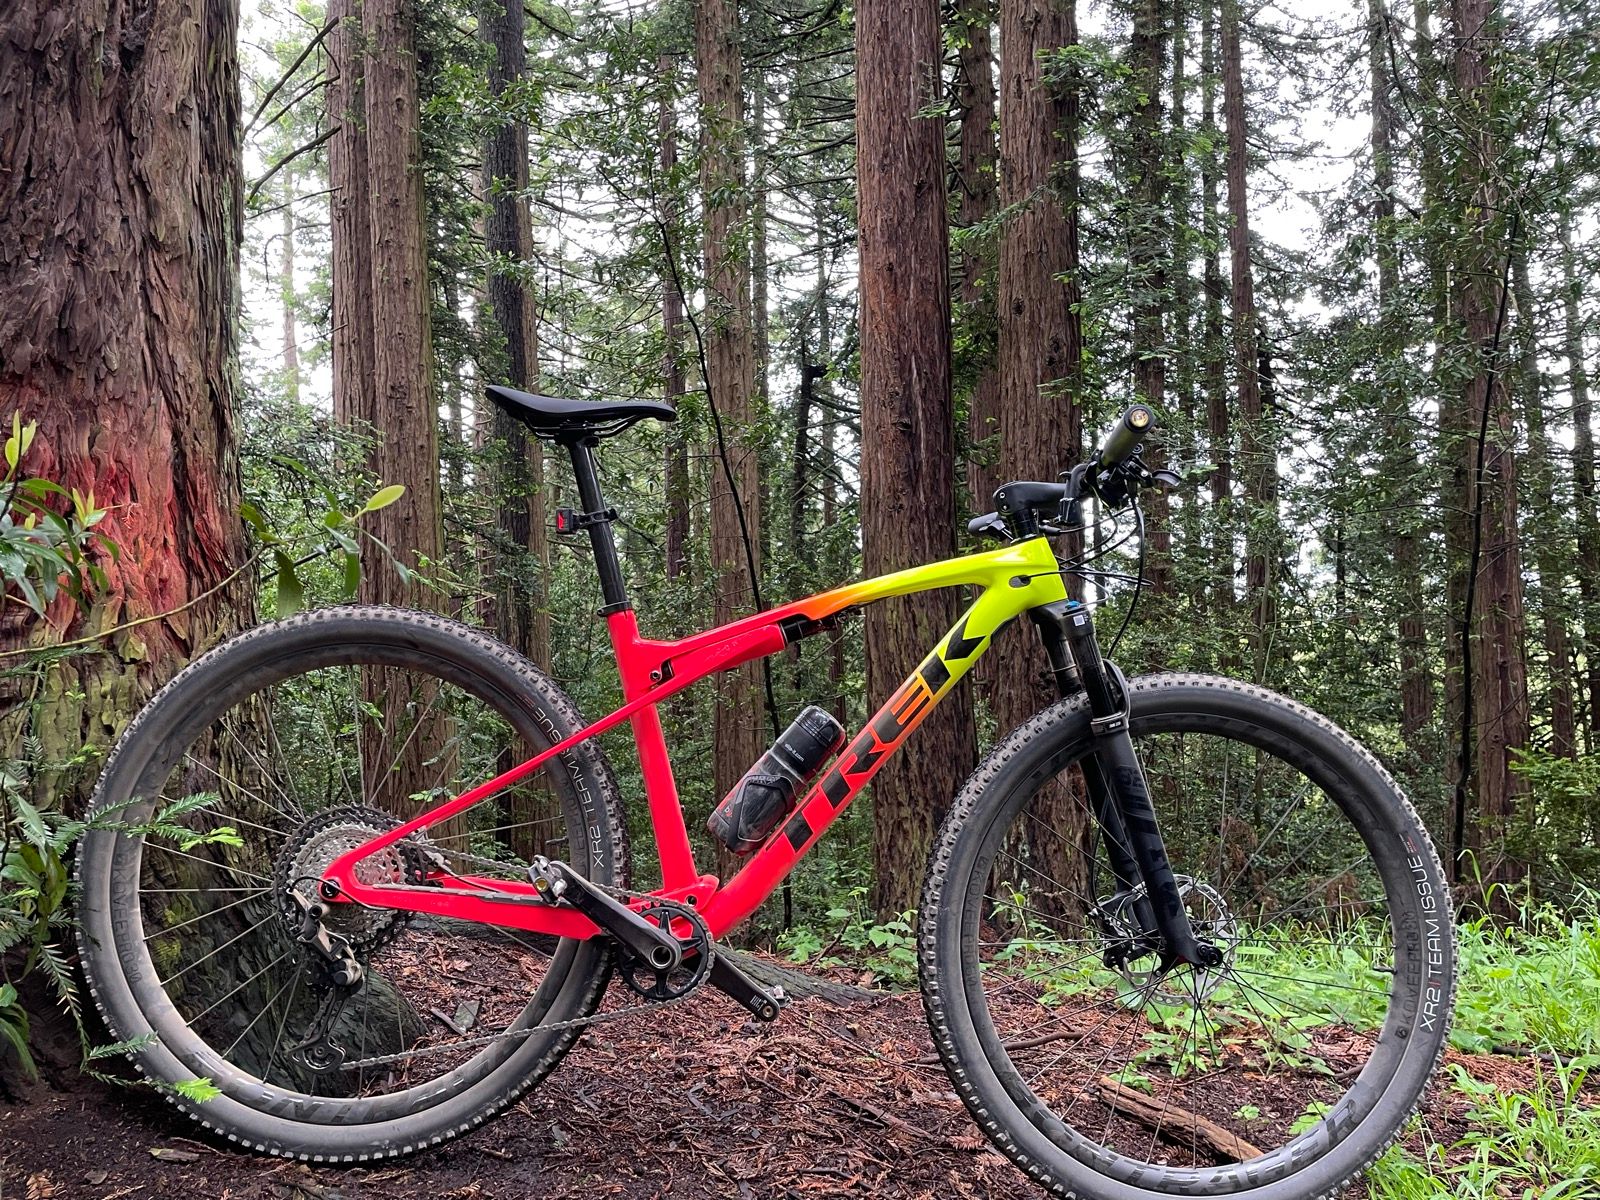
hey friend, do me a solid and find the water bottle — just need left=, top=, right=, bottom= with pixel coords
left=707, top=706, right=845, bottom=854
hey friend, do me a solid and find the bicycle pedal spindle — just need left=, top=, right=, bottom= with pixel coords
left=708, top=705, right=845, bottom=854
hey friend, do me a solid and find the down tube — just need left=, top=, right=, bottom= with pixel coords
left=700, top=586, right=1028, bottom=937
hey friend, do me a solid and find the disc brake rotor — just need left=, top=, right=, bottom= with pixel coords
left=1098, top=874, right=1238, bottom=1003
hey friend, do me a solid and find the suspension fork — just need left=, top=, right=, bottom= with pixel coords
left=1030, top=602, right=1218, bottom=968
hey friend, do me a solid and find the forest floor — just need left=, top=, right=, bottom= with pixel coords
left=0, top=953, right=1588, bottom=1200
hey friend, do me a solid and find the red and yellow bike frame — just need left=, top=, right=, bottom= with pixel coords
left=323, top=537, right=1069, bottom=940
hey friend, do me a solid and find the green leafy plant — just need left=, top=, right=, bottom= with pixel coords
left=0, top=414, right=118, bottom=618
left=243, top=478, right=409, bottom=616
left=776, top=886, right=917, bottom=984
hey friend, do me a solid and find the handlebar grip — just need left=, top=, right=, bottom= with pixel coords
left=1096, top=405, right=1156, bottom=469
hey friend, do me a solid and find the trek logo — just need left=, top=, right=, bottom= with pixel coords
left=783, top=614, right=989, bottom=852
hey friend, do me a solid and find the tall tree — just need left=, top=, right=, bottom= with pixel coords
left=1199, top=0, right=1231, bottom=617
left=329, top=0, right=376, bottom=448
left=697, top=0, right=764, bottom=809
left=1369, top=0, right=1433, bottom=746
left=1560, top=203, right=1600, bottom=743
left=1444, top=0, right=1530, bottom=888
left=956, top=0, right=1001, bottom=510
left=989, top=0, right=1089, bottom=903
left=1513, top=252, right=1575, bottom=757
left=1127, top=0, right=1172, bottom=595
left=361, top=0, right=442, bottom=601
left=329, top=0, right=450, bottom=816
left=482, top=0, right=551, bottom=669
left=858, top=0, right=977, bottom=917
left=660, top=53, right=691, bottom=583
left=0, top=0, right=252, bottom=807
left=1220, top=0, right=1274, bottom=673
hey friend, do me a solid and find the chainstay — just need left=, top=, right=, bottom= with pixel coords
left=335, top=839, right=710, bottom=1072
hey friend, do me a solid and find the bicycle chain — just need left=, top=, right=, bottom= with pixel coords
left=329, top=839, right=713, bottom=1072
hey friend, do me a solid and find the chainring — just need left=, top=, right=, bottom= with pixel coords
left=615, top=899, right=713, bottom=1002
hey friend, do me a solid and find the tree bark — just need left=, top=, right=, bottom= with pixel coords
left=697, top=0, right=764, bottom=814
left=955, top=0, right=1001, bottom=511
left=329, top=0, right=375, bottom=444
left=1199, top=0, right=1231, bottom=617
left=0, top=0, right=252, bottom=809
left=329, top=0, right=452, bottom=818
left=1170, top=0, right=1205, bottom=612
left=1446, top=0, right=1529, bottom=890
left=1220, top=0, right=1273, bottom=676
left=857, top=0, right=977, bottom=918
left=1129, top=0, right=1172, bottom=596
left=990, top=0, right=1090, bottom=907
left=482, top=0, right=550, bottom=670
left=361, top=0, right=442, bottom=603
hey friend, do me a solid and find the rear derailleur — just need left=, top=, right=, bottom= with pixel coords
left=282, top=889, right=364, bottom=1072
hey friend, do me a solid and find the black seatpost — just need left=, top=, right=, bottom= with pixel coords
left=564, top=436, right=630, bottom=615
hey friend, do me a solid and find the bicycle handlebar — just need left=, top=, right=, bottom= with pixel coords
left=972, top=406, right=1166, bottom=540
left=1095, top=404, right=1156, bottom=470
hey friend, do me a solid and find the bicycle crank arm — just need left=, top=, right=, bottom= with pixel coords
left=707, top=954, right=785, bottom=1022
left=528, top=858, right=683, bottom=970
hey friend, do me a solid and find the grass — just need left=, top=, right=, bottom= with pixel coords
left=781, top=888, right=1600, bottom=1197
left=1360, top=897, right=1600, bottom=1199
left=1367, top=1060, right=1600, bottom=1199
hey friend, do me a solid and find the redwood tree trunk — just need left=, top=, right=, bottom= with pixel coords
left=1221, top=0, right=1274, bottom=676
left=1128, top=0, right=1172, bottom=596
left=361, top=0, right=442, bottom=600
left=0, top=0, right=252, bottom=809
left=1447, top=0, right=1529, bottom=890
left=956, top=0, right=1001, bottom=512
left=329, top=0, right=376, bottom=443
left=697, top=0, right=764, bottom=814
left=482, top=0, right=550, bottom=670
left=1199, top=0, right=1231, bottom=619
left=857, top=0, right=977, bottom=918
left=990, top=0, right=1090, bottom=906
left=330, top=0, right=451, bottom=817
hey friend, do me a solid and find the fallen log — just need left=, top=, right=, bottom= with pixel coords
left=1096, top=1077, right=1263, bottom=1163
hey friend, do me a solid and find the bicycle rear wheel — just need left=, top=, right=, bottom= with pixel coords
left=77, top=606, right=623, bottom=1161
left=920, top=673, right=1454, bottom=1200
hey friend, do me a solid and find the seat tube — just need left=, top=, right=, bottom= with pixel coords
left=605, top=613, right=701, bottom=890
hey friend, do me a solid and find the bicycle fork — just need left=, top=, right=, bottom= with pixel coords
left=1030, top=601, right=1221, bottom=970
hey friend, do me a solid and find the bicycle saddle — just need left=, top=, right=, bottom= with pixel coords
left=485, top=385, right=675, bottom=440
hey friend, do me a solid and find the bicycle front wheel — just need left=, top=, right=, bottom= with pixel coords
left=920, top=673, right=1454, bottom=1200
left=77, top=606, right=624, bottom=1161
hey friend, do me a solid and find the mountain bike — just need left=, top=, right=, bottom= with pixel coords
left=77, top=389, right=1455, bottom=1198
